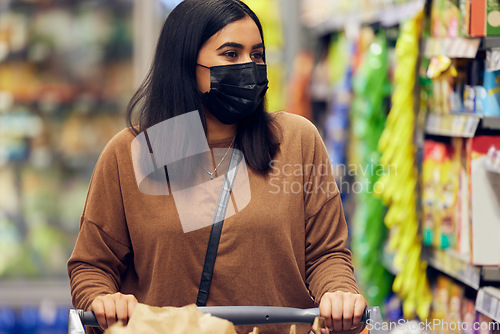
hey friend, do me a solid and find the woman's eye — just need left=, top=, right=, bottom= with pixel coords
left=252, top=52, right=263, bottom=60
left=223, top=51, right=238, bottom=58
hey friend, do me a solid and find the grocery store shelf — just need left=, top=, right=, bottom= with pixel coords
left=423, top=247, right=500, bottom=290
left=425, top=113, right=500, bottom=137
left=480, top=37, right=500, bottom=50
left=483, top=267, right=500, bottom=282
left=423, top=37, right=500, bottom=59
left=476, top=287, right=500, bottom=322
left=0, top=279, right=72, bottom=307
left=425, top=113, right=481, bottom=138
left=482, top=116, right=500, bottom=130
left=422, top=247, right=481, bottom=290
left=424, top=37, right=481, bottom=59
left=304, top=0, right=424, bottom=34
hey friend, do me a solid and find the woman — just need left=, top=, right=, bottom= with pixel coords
left=67, top=0, right=366, bottom=333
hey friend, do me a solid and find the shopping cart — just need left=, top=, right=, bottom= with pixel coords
left=68, top=305, right=386, bottom=334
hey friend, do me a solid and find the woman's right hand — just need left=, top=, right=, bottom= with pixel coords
left=90, top=293, right=138, bottom=329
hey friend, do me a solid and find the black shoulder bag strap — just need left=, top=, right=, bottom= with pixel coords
left=196, top=144, right=242, bottom=307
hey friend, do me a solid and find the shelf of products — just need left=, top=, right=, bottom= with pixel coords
left=425, top=113, right=500, bottom=137
left=425, top=113, right=481, bottom=137
left=314, top=10, right=432, bottom=320
left=303, top=0, right=500, bottom=328
left=429, top=274, right=500, bottom=333
left=0, top=280, right=71, bottom=333
left=423, top=37, right=500, bottom=60
left=420, top=2, right=500, bottom=303
left=476, top=287, right=500, bottom=323
left=0, top=0, right=134, bottom=281
left=301, top=0, right=425, bottom=34
left=424, top=37, right=481, bottom=59
left=422, top=247, right=497, bottom=290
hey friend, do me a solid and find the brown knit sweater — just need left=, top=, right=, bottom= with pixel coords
left=67, top=111, right=361, bottom=334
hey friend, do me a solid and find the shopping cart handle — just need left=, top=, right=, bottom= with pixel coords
left=75, top=306, right=371, bottom=327
left=75, top=309, right=100, bottom=327
left=198, top=306, right=369, bottom=325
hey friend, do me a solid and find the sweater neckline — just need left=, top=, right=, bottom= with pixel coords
left=208, top=136, right=236, bottom=148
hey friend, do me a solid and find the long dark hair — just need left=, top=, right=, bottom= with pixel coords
left=126, top=0, right=280, bottom=173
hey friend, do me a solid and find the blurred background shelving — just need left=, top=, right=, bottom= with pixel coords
left=0, top=1, right=167, bottom=331
left=301, top=0, right=500, bottom=331
left=2, top=0, right=500, bottom=333
left=0, top=0, right=135, bottom=282
left=0, top=1, right=290, bottom=331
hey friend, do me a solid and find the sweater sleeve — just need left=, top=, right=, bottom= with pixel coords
left=67, top=133, right=132, bottom=311
left=305, top=193, right=359, bottom=302
left=298, top=116, right=359, bottom=303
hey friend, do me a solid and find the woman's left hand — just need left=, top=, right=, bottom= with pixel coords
left=319, top=291, right=367, bottom=333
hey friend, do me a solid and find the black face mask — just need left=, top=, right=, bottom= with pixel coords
left=198, top=62, right=269, bottom=124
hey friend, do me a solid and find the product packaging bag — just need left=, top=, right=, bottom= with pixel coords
left=105, top=303, right=236, bottom=334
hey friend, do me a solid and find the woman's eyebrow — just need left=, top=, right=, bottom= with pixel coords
left=216, top=42, right=264, bottom=50
left=217, top=42, right=244, bottom=50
